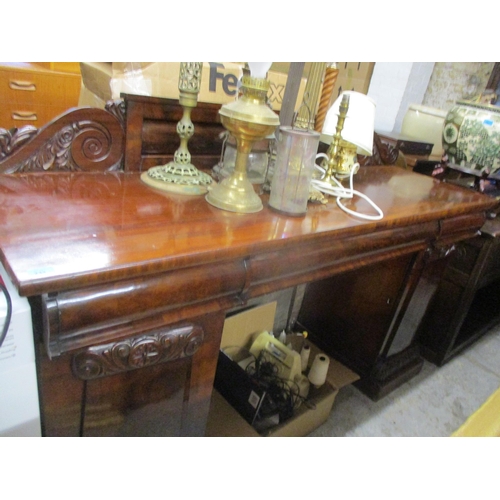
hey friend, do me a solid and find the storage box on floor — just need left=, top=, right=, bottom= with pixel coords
left=78, top=62, right=307, bottom=111
left=205, top=302, right=359, bottom=437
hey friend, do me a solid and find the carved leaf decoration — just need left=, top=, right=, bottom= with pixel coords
left=72, top=325, right=205, bottom=380
left=19, top=121, right=112, bottom=172
left=105, top=99, right=126, bottom=128
left=0, top=126, right=38, bottom=161
left=358, top=132, right=399, bottom=167
left=0, top=107, right=124, bottom=173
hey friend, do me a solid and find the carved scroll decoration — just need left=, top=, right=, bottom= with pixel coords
left=0, top=126, right=38, bottom=161
left=105, top=98, right=126, bottom=128
left=358, top=133, right=400, bottom=167
left=0, top=108, right=125, bottom=173
left=16, top=120, right=117, bottom=172
left=72, top=325, right=204, bottom=380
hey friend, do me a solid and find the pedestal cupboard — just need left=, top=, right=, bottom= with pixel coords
left=0, top=167, right=496, bottom=435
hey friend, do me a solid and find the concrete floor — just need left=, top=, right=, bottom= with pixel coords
left=308, top=324, right=500, bottom=437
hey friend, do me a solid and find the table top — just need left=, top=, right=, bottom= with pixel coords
left=0, top=166, right=497, bottom=297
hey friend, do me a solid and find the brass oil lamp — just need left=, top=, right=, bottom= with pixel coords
left=206, top=66, right=279, bottom=213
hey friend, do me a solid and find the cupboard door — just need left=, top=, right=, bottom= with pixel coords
left=37, top=312, right=224, bottom=437
left=81, top=358, right=192, bottom=436
left=297, top=254, right=414, bottom=374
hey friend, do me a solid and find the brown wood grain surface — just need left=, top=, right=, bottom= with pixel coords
left=1, top=166, right=496, bottom=297
left=1, top=165, right=497, bottom=433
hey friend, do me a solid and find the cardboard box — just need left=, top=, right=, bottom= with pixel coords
left=206, top=383, right=338, bottom=437
left=205, top=302, right=359, bottom=437
left=78, top=62, right=307, bottom=111
left=330, top=62, right=375, bottom=102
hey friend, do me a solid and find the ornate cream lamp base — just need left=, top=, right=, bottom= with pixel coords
left=141, top=163, right=213, bottom=195
left=205, top=175, right=263, bottom=213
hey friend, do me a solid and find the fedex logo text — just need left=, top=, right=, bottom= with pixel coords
left=209, top=62, right=239, bottom=96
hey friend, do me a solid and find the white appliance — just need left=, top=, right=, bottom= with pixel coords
left=0, top=263, right=41, bottom=437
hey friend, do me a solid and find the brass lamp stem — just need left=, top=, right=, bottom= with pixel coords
left=173, top=63, right=202, bottom=168
left=140, top=62, right=213, bottom=195
left=323, top=94, right=350, bottom=182
left=174, top=107, right=195, bottom=165
left=234, top=138, right=252, bottom=174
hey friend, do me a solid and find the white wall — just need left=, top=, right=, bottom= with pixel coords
left=393, top=63, right=435, bottom=132
left=368, top=62, right=435, bottom=133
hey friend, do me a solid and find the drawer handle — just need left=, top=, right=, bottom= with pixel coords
left=9, top=80, right=37, bottom=91
left=12, top=111, right=37, bottom=121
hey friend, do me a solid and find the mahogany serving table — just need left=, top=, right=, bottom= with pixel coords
left=0, top=166, right=496, bottom=436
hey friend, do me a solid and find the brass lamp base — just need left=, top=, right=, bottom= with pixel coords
left=325, top=140, right=358, bottom=179
left=141, top=162, right=213, bottom=195
left=206, top=172, right=263, bottom=213
left=206, top=119, right=276, bottom=213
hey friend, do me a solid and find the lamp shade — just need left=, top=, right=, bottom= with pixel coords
left=321, top=91, right=376, bottom=156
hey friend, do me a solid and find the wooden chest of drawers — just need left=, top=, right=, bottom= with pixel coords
left=0, top=62, right=81, bottom=129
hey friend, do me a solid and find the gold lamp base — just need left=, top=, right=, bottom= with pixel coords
left=206, top=168, right=263, bottom=213
left=325, top=140, right=358, bottom=179
left=206, top=116, right=277, bottom=213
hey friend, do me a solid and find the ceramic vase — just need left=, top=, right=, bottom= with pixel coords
left=442, top=100, right=500, bottom=179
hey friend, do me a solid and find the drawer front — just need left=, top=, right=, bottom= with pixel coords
left=0, top=102, right=77, bottom=128
left=0, top=105, right=40, bottom=127
left=0, top=68, right=81, bottom=127
left=0, top=68, right=80, bottom=105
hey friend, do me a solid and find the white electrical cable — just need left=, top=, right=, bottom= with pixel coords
left=312, top=154, right=384, bottom=221
left=0, top=283, right=12, bottom=348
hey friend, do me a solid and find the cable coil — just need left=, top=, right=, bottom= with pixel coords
left=312, top=154, right=384, bottom=221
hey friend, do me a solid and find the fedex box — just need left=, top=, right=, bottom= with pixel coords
left=330, top=62, right=375, bottom=101
left=79, top=62, right=307, bottom=112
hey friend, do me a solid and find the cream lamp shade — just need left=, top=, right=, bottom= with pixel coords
left=321, top=91, right=376, bottom=156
